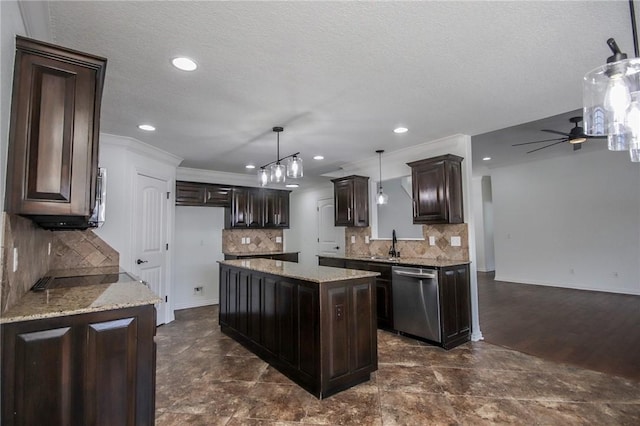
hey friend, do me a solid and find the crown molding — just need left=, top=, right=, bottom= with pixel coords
left=100, top=133, right=183, bottom=167
left=18, top=1, right=52, bottom=41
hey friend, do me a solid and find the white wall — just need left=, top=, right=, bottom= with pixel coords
left=472, top=176, right=495, bottom=272
left=94, top=134, right=182, bottom=321
left=174, top=206, right=224, bottom=309
left=1, top=0, right=27, bottom=239
left=492, top=149, right=640, bottom=295
left=285, top=182, right=345, bottom=266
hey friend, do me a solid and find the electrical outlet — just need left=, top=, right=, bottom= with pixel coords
left=365, top=236, right=370, bottom=244
left=48, top=242, right=52, bottom=255
left=335, top=304, right=344, bottom=320
left=12, top=247, right=18, bottom=272
left=246, top=237, right=250, bottom=244
left=241, top=237, right=247, bottom=244
left=450, top=236, right=461, bottom=247
left=194, top=286, right=203, bottom=295
left=276, top=236, right=282, bottom=243
left=351, top=235, right=356, bottom=244
left=429, top=236, right=436, bottom=246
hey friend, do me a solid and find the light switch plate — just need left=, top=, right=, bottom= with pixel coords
left=351, top=235, right=356, bottom=244
left=429, top=236, right=436, bottom=246
left=451, top=236, right=461, bottom=247
left=365, top=236, right=370, bottom=244
left=246, top=237, right=250, bottom=244
left=13, top=247, right=18, bottom=272
left=276, top=236, right=282, bottom=243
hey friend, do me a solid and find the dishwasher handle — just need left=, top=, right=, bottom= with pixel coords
left=394, top=270, right=437, bottom=279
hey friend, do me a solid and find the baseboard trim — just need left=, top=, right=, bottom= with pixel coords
left=492, top=275, right=640, bottom=296
left=173, top=298, right=218, bottom=310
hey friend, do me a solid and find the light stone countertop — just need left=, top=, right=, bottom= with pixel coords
left=218, top=259, right=379, bottom=283
left=0, top=271, right=161, bottom=324
left=319, top=254, right=471, bottom=268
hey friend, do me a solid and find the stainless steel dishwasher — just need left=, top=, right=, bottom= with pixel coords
left=391, top=266, right=441, bottom=343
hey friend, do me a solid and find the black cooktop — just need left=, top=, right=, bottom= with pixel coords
left=32, top=272, right=137, bottom=291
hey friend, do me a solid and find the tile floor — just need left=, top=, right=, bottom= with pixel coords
left=155, top=306, right=640, bottom=425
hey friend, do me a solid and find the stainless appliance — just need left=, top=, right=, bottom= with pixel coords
left=391, top=265, right=441, bottom=343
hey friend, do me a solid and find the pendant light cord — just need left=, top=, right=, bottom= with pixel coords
left=276, top=132, right=280, bottom=165
left=378, top=151, right=383, bottom=191
left=631, top=0, right=639, bottom=58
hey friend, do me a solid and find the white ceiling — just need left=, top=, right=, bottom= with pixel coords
left=46, top=1, right=634, bottom=185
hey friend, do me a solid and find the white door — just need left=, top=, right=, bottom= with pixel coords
left=134, top=173, right=168, bottom=325
left=317, top=198, right=342, bottom=256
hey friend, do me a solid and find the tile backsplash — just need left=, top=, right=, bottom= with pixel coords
left=345, top=224, right=469, bottom=261
left=222, top=229, right=284, bottom=254
left=0, top=213, right=119, bottom=314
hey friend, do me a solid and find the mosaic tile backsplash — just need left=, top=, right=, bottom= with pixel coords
left=345, top=224, right=469, bottom=261
left=0, top=213, right=119, bottom=314
left=222, top=229, right=284, bottom=254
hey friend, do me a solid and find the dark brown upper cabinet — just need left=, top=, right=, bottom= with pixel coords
left=175, top=181, right=231, bottom=207
left=5, top=36, right=107, bottom=229
left=331, top=175, right=369, bottom=227
left=263, top=189, right=290, bottom=228
left=407, top=155, right=463, bottom=224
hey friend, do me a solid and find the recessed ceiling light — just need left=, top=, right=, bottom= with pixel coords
left=245, top=164, right=256, bottom=169
left=394, top=127, right=408, bottom=134
left=138, top=124, right=156, bottom=131
left=286, top=184, right=299, bottom=188
left=171, top=57, right=197, bottom=71
left=482, top=157, right=492, bottom=161
left=313, top=155, right=324, bottom=160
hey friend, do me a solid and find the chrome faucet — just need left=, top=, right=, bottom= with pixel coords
left=389, top=229, right=399, bottom=258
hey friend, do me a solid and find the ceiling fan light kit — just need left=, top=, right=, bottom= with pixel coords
left=582, top=0, right=640, bottom=162
left=258, top=126, right=303, bottom=186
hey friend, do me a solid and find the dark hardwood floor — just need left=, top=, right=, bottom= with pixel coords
left=477, top=271, right=640, bottom=382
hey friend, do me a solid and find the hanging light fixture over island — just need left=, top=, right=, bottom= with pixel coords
left=258, top=126, right=304, bottom=186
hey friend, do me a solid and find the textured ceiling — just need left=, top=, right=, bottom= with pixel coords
left=47, top=1, right=633, bottom=185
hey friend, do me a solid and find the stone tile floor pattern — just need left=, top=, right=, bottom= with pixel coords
left=155, top=306, right=640, bottom=425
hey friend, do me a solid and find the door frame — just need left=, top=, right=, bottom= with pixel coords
left=129, top=166, right=175, bottom=325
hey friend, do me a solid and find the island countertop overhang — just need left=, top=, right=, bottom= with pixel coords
left=217, top=258, right=380, bottom=283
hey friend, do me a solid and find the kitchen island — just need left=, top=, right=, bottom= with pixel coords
left=1, top=267, right=160, bottom=426
left=218, top=258, right=379, bottom=399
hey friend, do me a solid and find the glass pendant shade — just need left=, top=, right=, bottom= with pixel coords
left=583, top=58, right=640, bottom=151
left=270, top=163, right=286, bottom=183
left=286, top=155, right=303, bottom=178
left=258, top=168, right=269, bottom=187
left=376, top=188, right=388, bottom=205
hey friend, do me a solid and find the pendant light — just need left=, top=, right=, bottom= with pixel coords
left=257, top=126, right=305, bottom=185
left=270, top=127, right=286, bottom=183
left=376, top=150, right=388, bottom=205
left=583, top=0, right=640, bottom=162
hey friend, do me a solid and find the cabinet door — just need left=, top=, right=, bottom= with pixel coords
left=263, top=189, right=279, bottom=228
left=439, top=265, right=471, bottom=348
left=247, top=189, right=264, bottom=227
left=412, top=162, right=447, bottom=223
left=6, top=39, right=105, bottom=218
left=375, top=278, right=393, bottom=329
left=3, top=326, right=74, bottom=426
left=334, top=179, right=353, bottom=226
left=261, top=277, right=278, bottom=354
left=228, top=188, right=250, bottom=228
left=248, top=274, right=262, bottom=343
left=277, top=280, right=298, bottom=367
left=298, top=285, right=318, bottom=378
left=352, top=178, right=369, bottom=227
left=204, top=184, right=231, bottom=207
left=219, top=266, right=229, bottom=324
left=85, top=317, right=138, bottom=426
left=175, top=181, right=205, bottom=205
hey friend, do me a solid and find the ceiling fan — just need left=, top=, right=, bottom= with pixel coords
left=512, top=117, right=606, bottom=154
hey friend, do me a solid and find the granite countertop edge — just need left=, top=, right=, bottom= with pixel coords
left=218, top=259, right=379, bottom=283
left=1, top=279, right=161, bottom=325
left=223, top=251, right=300, bottom=256
left=318, top=254, right=471, bottom=268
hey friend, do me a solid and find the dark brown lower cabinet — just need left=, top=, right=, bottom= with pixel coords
left=219, top=264, right=377, bottom=399
left=1, top=305, right=156, bottom=426
left=317, top=256, right=471, bottom=349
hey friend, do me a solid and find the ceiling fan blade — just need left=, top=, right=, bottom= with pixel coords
left=526, top=140, right=566, bottom=154
left=512, top=137, right=565, bottom=147
left=541, top=129, right=571, bottom=137
left=585, top=135, right=607, bottom=140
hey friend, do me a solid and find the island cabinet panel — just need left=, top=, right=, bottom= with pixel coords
left=2, top=305, right=156, bottom=426
left=219, top=264, right=377, bottom=399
